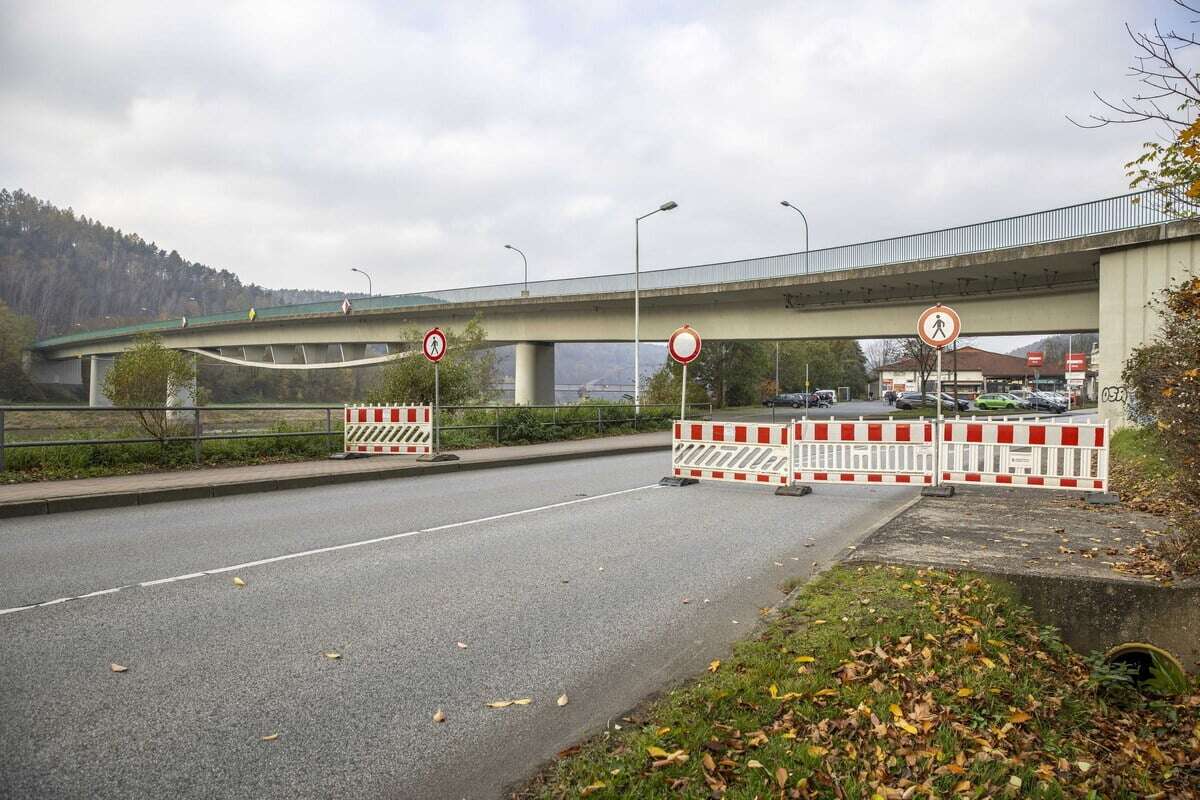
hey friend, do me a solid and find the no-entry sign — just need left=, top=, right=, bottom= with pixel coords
left=917, top=304, right=960, bottom=349
left=668, top=325, right=702, bottom=364
left=423, top=328, right=447, bottom=362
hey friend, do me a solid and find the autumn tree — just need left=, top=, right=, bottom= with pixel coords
left=1122, top=276, right=1200, bottom=569
left=1071, top=2, right=1200, bottom=213
left=0, top=301, right=39, bottom=400
left=102, top=334, right=196, bottom=443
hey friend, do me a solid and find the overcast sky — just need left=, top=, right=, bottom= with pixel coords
left=0, top=0, right=1187, bottom=331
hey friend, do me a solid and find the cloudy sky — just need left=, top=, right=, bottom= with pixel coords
left=0, top=0, right=1187, bottom=308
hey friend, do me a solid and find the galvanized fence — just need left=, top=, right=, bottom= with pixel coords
left=0, top=402, right=713, bottom=469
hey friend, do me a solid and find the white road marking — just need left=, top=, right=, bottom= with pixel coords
left=0, top=483, right=661, bottom=617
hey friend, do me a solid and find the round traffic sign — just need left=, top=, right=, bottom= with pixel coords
left=667, top=325, right=702, bottom=364
left=917, top=304, right=960, bottom=349
left=422, top=327, right=447, bottom=362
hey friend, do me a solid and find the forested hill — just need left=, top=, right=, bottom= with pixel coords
left=0, top=189, right=346, bottom=338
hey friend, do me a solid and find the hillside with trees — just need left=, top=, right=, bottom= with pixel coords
left=0, top=189, right=346, bottom=339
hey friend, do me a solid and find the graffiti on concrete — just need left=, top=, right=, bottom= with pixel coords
left=1100, top=385, right=1128, bottom=404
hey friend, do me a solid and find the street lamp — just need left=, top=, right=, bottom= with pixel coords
left=350, top=267, right=373, bottom=297
left=504, top=244, right=529, bottom=297
left=634, top=200, right=678, bottom=414
left=779, top=201, right=810, bottom=274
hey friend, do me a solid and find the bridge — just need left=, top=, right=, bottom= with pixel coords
left=27, top=189, right=1200, bottom=424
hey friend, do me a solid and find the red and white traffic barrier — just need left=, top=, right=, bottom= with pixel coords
left=939, top=418, right=1109, bottom=491
left=791, top=419, right=934, bottom=485
left=344, top=404, right=432, bottom=455
left=670, top=421, right=790, bottom=486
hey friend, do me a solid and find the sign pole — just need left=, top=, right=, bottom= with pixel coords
left=434, top=361, right=440, bottom=454
left=680, top=363, right=688, bottom=422
left=934, top=345, right=943, bottom=490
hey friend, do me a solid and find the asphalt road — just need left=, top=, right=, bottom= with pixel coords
left=0, top=451, right=915, bottom=800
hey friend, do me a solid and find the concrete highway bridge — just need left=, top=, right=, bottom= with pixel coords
left=27, top=189, right=1200, bottom=425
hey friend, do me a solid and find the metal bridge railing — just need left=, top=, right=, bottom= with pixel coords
left=33, top=188, right=1188, bottom=349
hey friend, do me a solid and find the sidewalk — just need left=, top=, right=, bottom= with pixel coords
left=0, top=431, right=672, bottom=519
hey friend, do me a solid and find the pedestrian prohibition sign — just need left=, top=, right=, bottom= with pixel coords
left=917, top=304, right=960, bottom=349
left=668, top=325, right=702, bottom=364
left=423, top=327, right=447, bottom=362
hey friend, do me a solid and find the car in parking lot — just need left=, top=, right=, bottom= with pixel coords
left=894, top=392, right=966, bottom=411
left=762, top=393, right=806, bottom=408
left=1026, top=393, right=1067, bottom=413
left=974, top=392, right=1027, bottom=410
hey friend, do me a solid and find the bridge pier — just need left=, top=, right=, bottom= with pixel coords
left=1098, top=239, right=1200, bottom=428
left=88, top=355, right=115, bottom=407
left=514, top=342, right=555, bottom=405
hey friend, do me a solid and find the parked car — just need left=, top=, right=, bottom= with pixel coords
left=1026, top=393, right=1067, bottom=413
left=762, top=393, right=807, bottom=408
left=974, top=392, right=1025, bottom=410
left=894, top=392, right=967, bottom=411
left=935, top=392, right=972, bottom=412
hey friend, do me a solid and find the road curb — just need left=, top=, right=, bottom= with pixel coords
left=0, top=440, right=671, bottom=520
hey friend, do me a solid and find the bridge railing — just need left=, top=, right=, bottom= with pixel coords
left=33, top=187, right=1191, bottom=349
left=0, top=402, right=712, bottom=470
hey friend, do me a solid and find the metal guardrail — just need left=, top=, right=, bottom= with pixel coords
left=32, top=188, right=1188, bottom=349
left=0, top=402, right=713, bottom=470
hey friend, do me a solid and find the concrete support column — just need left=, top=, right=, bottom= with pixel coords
left=1098, top=240, right=1200, bottom=428
left=88, top=356, right=115, bottom=407
left=514, top=342, right=555, bottom=405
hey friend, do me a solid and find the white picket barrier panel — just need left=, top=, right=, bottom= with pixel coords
left=939, top=417, right=1109, bottom=491
left=344, top=404, right=433, bottom=455
left=669, top=420, right=790, bottom=486
left=791, top=418, right=934, bottom=485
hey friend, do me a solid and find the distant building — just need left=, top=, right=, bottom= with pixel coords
left=874, top=345, right=1093, bottom=399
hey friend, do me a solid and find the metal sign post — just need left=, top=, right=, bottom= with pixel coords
left=917, top=304, right=961, bottom=497
left=418, top=327, right=458, bottom=462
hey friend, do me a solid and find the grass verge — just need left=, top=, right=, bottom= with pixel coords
left=517, top=565, right=1199, bottom=799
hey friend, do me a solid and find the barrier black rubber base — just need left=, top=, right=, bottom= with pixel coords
left=1086, top=491, right=1121, bottom=505
left=659, top=476, right=699, bottom=487
left=775, top=484, right=813, bottom=497
left=329, top=452, right=368, bottom=460
left=920, top=484, right=956, bottom=498
left=417, top=453, right=460, bottom=462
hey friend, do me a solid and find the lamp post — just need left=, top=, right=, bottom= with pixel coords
left=504, top=245, right=529, bottom=296
left=350, top=267, right=373, bottom=297
left=634, top=201, right=678, bottom=414
left=779, top=201, right=810, bottom=274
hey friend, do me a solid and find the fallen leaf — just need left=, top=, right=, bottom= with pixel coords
left=110, top=663, right=128, bottom=673
left=485, top=698, right=532, bottom=708
left=807, top=746, right=827, bottom=757
left=747, top=759, right=764, bottom=769
left=557, top=693, right=569, bottom=707
left=775, top=765, right=788, bottom=788
left=232, top=577, right=246, bottom=588
left=580, top=781, right=606, bottom=796
left=955, top=687, right=973, bottom=698
left=702, top=753, right=716, bottom=771
left=432, top=709, right=445, bottom=723
left=647, top=746, right=672, bottom=758
left=708, top=659, right=721, bottom=673
left=323, top=651, right=341, bottom=660
left=1009, top=776, right=1022, bottom=790
left=1008, top=710, right=1031, bottom=724
left=795, top=655, right=816, bottom=663
left=889, top=703, right=904, bottom=719
left=813, top=687, right=838, bottom=697
left=1076, top=761, right=1092, bottom=773
left=456, top=642, right=467, bottom=649
left=813, top=619, right=827, bottom=625
left=896, top=720, right=919, bottom=735
left=260, top=733, right=279, bottom=741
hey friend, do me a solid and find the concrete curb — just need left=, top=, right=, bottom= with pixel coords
left=0, top=441, right=671, bottom=520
